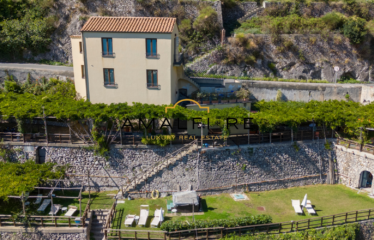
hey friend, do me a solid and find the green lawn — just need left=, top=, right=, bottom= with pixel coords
left=111, top=184, right=374, bottom=231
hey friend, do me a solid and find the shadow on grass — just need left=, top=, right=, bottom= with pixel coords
left=200, top=199, right=216, bottom=212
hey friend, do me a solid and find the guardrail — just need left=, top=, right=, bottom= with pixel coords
left=0, top=130, right=336, bottom=147
left=336, top=138, right=374, bottom=154
left=104, top=201, right=116, bottom=239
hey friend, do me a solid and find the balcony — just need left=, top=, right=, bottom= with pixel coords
left=102, top=52, right=115, bottom=57
left=146, top=53, right=160, bottom=59
left=147, top=83, right=161, bottom=90
left=174, top=53, right=184, bottom=66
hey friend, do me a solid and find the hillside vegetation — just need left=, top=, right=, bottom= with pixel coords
left=0, top=0, right=57, bottom=60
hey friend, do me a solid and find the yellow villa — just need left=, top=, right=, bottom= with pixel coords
left=70, top=16, right=199, bottom=105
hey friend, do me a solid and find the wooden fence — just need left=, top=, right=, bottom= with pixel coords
left=0, top=129, right=336, bottom=147
left=105, top=208, right=374, bottom=240
left=0, top=200, right=91, bottom=228
left=336, top=138, right=374, bottom=155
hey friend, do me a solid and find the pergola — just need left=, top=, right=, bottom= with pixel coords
left=7, top=178, right=85, bottom=217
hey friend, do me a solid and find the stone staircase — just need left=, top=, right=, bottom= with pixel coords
left=238, top=7, right=264, bottom=23
left=123, top=140, right=198, bottom=194
left=90, top=209, right=109, bottom=240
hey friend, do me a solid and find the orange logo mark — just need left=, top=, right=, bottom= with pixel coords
left=165, top=99, right=210, bottom=113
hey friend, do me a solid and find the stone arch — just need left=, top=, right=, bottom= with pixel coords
left=357, top=170, right=373, bottom=188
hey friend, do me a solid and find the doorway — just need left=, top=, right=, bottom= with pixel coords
left=360, top=171, right=373, bottom=188
left=37, top=147, right=46, bottom=164
left=179, top=88, right=188, bottom=98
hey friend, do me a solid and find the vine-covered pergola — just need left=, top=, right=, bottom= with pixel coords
left=1, top=91, right=374, bottom=155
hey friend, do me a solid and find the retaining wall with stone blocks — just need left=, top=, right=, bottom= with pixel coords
left=0, top=232, right=86, bottom=240
left=336, top=145, right=374, bottom=193
left=7, top=141, right=333, bottom=195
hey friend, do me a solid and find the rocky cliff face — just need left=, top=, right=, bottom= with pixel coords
left=187, top=34, right=374, bottom=82
left=28, top=0, right=223, bottom=63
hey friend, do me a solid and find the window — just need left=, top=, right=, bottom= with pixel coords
left=81, top=65, right=85, bottom=78
left=146, top=39, right=157, bottom=57
left=103, top=68, right=115, bottom=85
left=147, top=70, right=158, bottom=88
left=79, top=42, right=83, bottom=53
left=102, top=38, right=113, bottom=56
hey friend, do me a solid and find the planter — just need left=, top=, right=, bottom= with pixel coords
left=220, top=99, right=229, bottom=103
left=211, top=100, right=219, bottom=104
left=202, top=101, right=210, bottom=104
left=238, top=98, right=249, bottom=103
left=229, top=99, right=237, bottom=103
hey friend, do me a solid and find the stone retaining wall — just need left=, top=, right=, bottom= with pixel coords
left=336, top=144, right=374, bottom=194
left=0, top=232, right=86, bottom=240
left=7, top=140, right=333, bottom=195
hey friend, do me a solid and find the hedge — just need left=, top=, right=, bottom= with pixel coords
left=160, top=215, right=272, bottom=231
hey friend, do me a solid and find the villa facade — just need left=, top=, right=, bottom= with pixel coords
left=70, top=17, right=198, bottom=105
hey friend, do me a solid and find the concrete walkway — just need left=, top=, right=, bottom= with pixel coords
left=0, top=63, right=73, bottom=72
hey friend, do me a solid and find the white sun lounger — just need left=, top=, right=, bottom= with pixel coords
left=292, top=200, right=303, bottom=214
left=138, top=205, right=149, bottom=227
left=151, top=209, right=164, bottom=228
left=34, top=194, right=43, bottom=205
left=64, top=206, right=78, bottom=217
left=124, top=214, right=136, bottom=227
left=37, top=199, right=51, bottom=212
left=49, top=204, right=62, bottom=215
left=306, top=200, right=316, bottom=215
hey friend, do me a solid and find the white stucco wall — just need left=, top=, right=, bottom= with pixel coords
left=81, top=24, right=179, bottom=105
left=70, top=36, right=86, bottom=99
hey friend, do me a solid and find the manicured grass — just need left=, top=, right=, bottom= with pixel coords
left=111, top=184, right=374, bottom=231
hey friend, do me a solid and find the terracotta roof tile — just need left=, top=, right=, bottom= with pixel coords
left=81, top=17, right=176, bottom=33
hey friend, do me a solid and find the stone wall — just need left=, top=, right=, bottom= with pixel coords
left=188, top=34, right=373, bottom=82
left=0, top=232, right=86, bottom=240
left=241, top=80, right=364, bottom=102
left=8, top=140, right=333, bottom=196
left=0, top=66, right=74, bottom=82
left=263, top=2, right=374, bottom=19
left=336, top=144, right=374, bottom=194
left=358, top=219, right=374, bottom=240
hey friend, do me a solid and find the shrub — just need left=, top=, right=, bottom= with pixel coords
left=309, top=36, right=317, bottom=45
left=160, top=215, right=272, bottom=231
left=193, top=7, right=220, bottom=39
left=333, top=35, right=343, bottom=44
left=245, top=55, right=256, bottom=65
left=236, top=88, right=250, bottom=100
left=268, top=62, right=277, bottom=75
left=276, top=89, right=283, bottom=102
left=221, top=0, right=237, bottom=9
left=4, top=81, right=22, bottom=93
left=321, top=12, right=346, bottom=30
left=343, top=16, right=367, bottom=44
